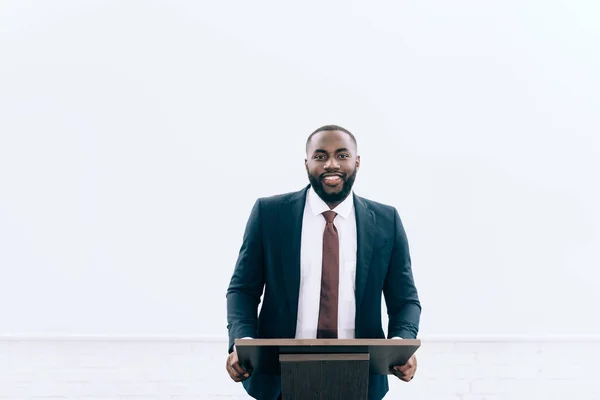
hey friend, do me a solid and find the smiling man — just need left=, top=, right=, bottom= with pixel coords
left=226, top=125, right=421, bottom=400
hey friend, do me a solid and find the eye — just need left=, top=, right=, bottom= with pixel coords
left=338, top=153, right=350, bottom=159
left=314, top=154, right=326, bottom=160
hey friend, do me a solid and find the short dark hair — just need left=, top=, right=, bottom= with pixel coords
left=305, top=125, right=358, bottom=153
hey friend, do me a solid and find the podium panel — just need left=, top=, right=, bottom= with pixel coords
left=280, top=353, right=369, bottom=400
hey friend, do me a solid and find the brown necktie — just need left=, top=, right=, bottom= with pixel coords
left=317, top=210, right=339, bottom=339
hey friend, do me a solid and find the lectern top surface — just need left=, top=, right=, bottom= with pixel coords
left=234, top=338, right=421, bottom=376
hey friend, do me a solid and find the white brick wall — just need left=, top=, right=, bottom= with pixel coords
left=1, top=336, right=599, bottom=400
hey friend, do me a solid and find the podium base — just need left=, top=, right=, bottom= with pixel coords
left=279, top=353, right=370, bottom=400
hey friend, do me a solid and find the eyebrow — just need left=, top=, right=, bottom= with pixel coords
left=313, top=148, right=351, bottom=154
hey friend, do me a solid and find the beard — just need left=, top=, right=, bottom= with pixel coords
left=307, top=168, right=358, bottom=205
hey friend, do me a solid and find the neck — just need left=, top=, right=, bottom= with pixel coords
left=326, top=201, right=342, bottom=210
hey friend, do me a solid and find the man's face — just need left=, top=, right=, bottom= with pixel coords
left=305, top=130, right=360, bottom=206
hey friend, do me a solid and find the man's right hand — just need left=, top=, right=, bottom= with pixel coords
left=226, top=348, right=252, bottom=382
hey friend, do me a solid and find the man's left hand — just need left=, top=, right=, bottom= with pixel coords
left=391, top=355, right=417, bottom=382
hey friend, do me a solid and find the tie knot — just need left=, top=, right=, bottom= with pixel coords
left=322, top=210, right=337, bottom=224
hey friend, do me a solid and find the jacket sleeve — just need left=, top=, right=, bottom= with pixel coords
left=383, top=207, right=421, bottom=339
left=226, top=198, right=265, bottom=353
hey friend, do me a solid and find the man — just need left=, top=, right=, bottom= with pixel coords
left=226, top=125, right=421, bottom=400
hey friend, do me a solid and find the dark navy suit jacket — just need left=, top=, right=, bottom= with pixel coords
left=226, top=185, right=421, bottom=400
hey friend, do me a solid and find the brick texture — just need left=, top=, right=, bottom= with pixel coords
left=0, top=337, right=598, bottom=399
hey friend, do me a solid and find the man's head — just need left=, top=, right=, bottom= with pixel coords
left=305, top=125, right=360, bottom=208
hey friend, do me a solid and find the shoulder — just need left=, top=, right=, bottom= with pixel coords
left=254, top=186, right=308, bottom=208
left=355, top=193, right=398, bottom=216
left=355, top=194, right=408, bottom=241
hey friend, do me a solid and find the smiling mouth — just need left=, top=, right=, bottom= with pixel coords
left=321, top=174, right=344, bottom=186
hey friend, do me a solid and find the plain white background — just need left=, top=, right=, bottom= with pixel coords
left=0, top=0, right=599, bottom=339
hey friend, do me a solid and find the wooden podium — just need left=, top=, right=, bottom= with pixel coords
left=235, top=339, right=420, bottom=400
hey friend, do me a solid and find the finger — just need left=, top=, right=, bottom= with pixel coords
left=390, top=365, right=405, bottom=377
left=391, top=364, right=415, bottom=381
left=226, top=363, right=242, bottom=382
left=391, top=369, right=410, bottom=382
left=230, top=360, right=246, bottom=375
left=390, top=367, right=405, bottom=377
left=229, top=352, right=250, bottom=377
left=226, top=355, right=248, bottom=382
left=399, top=358, right=414, bottom=373
left=399, top=372, right=414, bottom=382
left=400, top=356, right=417, bottom=373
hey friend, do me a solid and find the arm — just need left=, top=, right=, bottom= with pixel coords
left=383, top=207, right=421, bottom=339
left=226, top=199, right=265, bottom=353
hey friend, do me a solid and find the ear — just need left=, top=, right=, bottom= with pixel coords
left=356, top=155, right=361, bottom=169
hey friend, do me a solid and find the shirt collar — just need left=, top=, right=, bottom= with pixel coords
left=307, top=185, right=354, bottom=220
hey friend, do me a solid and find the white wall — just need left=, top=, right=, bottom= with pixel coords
left=1, top=0, right=599, bottom=339
left=2, top=337, right=599, bottom=399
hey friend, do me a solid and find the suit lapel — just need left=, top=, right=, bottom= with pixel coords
left=279, top=186, right=308, bottom=327
left=354, top=194, right=375, bottom=314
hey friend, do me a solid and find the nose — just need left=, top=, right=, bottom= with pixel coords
left=324, top=157, right=340, bottom=170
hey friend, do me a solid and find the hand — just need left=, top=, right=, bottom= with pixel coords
left=226, top=348, right=252, bottom=382
left=391, top=355, right=417, bottom=382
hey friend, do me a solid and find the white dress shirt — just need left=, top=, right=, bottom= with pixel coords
left=295, top=186, right=357, bottom=339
